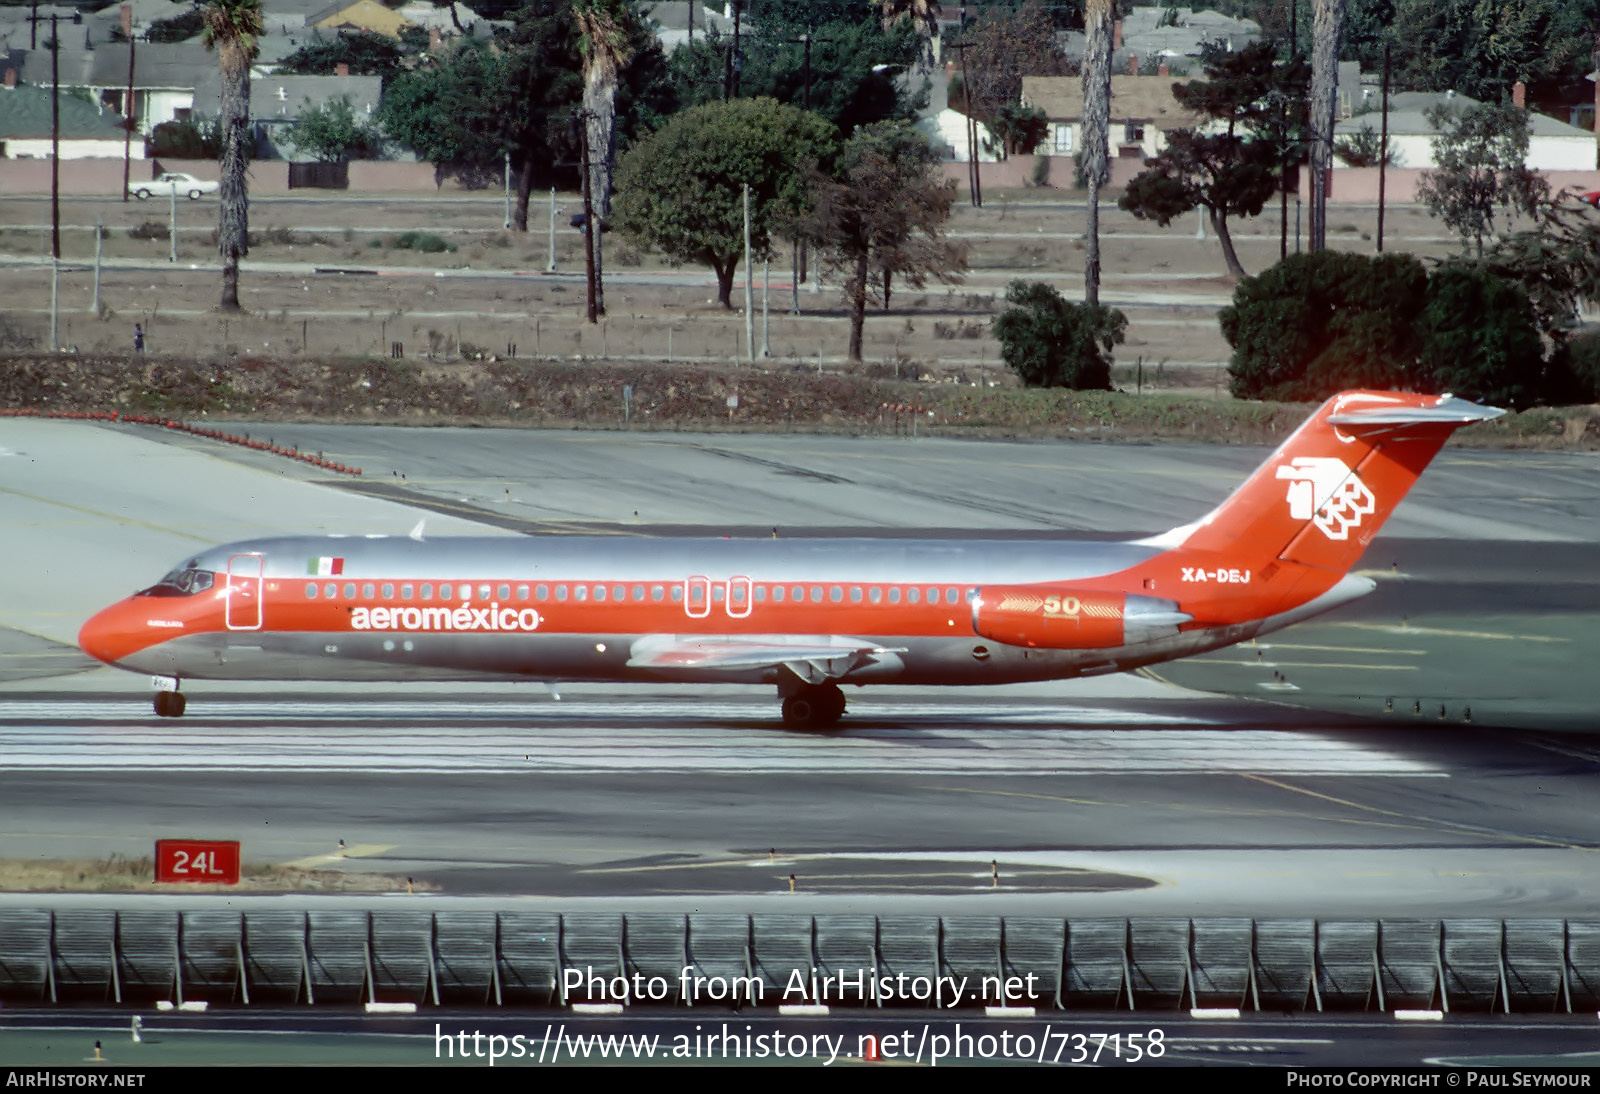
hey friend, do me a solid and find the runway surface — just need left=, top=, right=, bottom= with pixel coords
left=0, top=416, right=1597, bottom=923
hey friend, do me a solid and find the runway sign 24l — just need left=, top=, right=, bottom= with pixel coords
left=155, top=839, right=241, bottom=884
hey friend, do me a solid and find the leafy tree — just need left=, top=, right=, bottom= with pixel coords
left=747, top=0, right=879, bottom=37
left=379, top=14, right=584, bottom=230
left=283, top=96, right=384, bottom=161
left=804, top=122, right=965, bottom=360
left=956, top=0, right=1074, bottom=123
left=1386, top=0, right=1596, bottom=103
left=985, top=100, right=1049, bottom=157
left=1483, top=197, right=1600, bottom=339
left=1221, top=251, right=1429, bottom=399
left=148, top=9, right=205, bottom=43
left=1417, top=102, right=1549, bottom=258
left=1121, top=131, right=1279, bottom=279
left=612, top=98, right=838, bottom=308
left=202, top=0, right=263, bottom=313
left=1120, top=41, right=1305, bottom=278
left=274, top=30, right=415, bottom=84
left=1333, top=122, right=1400, bottom=167
left=1416, top=263, right=1545, bottom=408
left=150, top=117, right=223, bottom=159
left=992, top=281, right=1125, bottom=390
left=668, top=20, right=923, bottom=136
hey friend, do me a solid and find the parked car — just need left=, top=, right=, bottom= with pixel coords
left=128, top=173, right=219, bottom=200
left=1579, top=190, right=1600, bottom=208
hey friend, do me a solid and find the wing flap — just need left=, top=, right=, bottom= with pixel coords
left=628, top=635, right=903, bottom=680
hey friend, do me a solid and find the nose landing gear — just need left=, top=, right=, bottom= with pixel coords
left=780, top=683, right=846, bottom=729
left=153, top=690, right=186, bottom=718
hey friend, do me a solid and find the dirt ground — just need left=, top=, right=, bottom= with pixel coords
left=0, top=190, right=1468, bottom=400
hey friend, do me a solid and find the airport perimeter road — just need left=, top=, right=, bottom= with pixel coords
left=1, top=418, right=1597, bottom=917
left=2, top=1009, right=1598, bottom=1067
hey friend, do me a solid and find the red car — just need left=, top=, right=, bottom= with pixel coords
left=1579, top=190, right=1600, bottom=208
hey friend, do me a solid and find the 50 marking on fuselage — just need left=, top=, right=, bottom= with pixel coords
left=1181, top=568, right=1251, bottom=584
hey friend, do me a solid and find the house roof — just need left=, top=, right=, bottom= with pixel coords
left=308, top=0, right=416, bottom=39
left=1021, top=74, right=1203, bottom=129
left=0, top=82, right=130, bottom=139
left=191, top=70, right=382, bottom=120
left=17, top=41, right=213, bottom=90
left=643, top=2, right=730, bottom=33
left=1336, top=90, right=1599, bottom=140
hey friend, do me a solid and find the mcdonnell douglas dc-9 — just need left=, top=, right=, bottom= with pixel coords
left=78, top=391, right=1499, bottom=727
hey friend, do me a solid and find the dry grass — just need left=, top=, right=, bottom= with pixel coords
left=0, top=855, right=438, bottom=893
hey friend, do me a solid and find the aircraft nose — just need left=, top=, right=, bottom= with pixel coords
left=78, top=601, right=146, bottom=665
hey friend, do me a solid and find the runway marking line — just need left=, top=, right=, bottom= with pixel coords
left=1324, top=622, right=1568, bottom=643
left=927, top=784, right=1463, bottom=838
left=281, top=843, right=396, bottom=869
left=0, top=485, right=214, bottom=544
left=1240, top=775, right=1596, bottom=852
left=1252, top=643, right=1428, bottom=656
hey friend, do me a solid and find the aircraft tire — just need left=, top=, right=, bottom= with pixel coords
left=153, top=692, right=170, bottom=717
left=782, top=685, right=845, bottom=729
left=171, top=693, right=186, bottom=717
left=782, top=694, right=819, bottom=728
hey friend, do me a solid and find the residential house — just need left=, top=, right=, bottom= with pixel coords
left=0, top=70, right=144, bottom=159
left=1333, top=89, right=1599, bottom=172
left=306, top=0, right=418, bottom=40
left=19, top=41, right=212, bottom=137
left=1020, top=73, right=1203, bottom=162
left=1061, top=7, right=1259, bottom=73
left=192, top=70, right=382, bottom=159
left=644, top=2, right=731, bottom=53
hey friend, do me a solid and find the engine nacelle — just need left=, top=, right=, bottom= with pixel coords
left=972, top=587, right=1191, bottom=650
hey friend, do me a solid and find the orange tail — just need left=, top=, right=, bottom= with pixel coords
left=1134, top=391, right=1502, bottom=626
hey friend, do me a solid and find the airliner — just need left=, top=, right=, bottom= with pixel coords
left=77, top=390, right=1500, bottom=727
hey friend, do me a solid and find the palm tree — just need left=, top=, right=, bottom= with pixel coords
left=574, top=0, right=638, bottom=319
left=1080, top=0, right=1113, bottom=308
left=573, top=0, right=635, bottom=222
left=1308, top=0, right=1346, bottom=251
left=201, top=0, right=262, bottom=312
left=878, top=0, right=939, bottom=67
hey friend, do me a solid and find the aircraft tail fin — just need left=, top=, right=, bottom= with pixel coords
left=1148, top=390, right=1502, bottom=575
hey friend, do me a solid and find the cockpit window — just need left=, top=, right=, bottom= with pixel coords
left=137, top=568, right=215, bottom=598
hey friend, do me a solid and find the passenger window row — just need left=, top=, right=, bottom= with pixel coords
left=303, top=581, right=969, bottom=605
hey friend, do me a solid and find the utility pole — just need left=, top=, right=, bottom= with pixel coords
left=723, top=0, right=743, bottom=101
left=122, top=33, right=136, bottom=203
left=1377, top=42, right=1390, bottom=253
left=742, top=182, right=754, bottom=365
left=547, top=187, right=559, bottom=272
left=948, top=39, right=982, bottom=207
left=1280, top=0, right=1297, bottom=262
left=579, top=116, right=598, bottom=324
left=782, top=31, right=820, bottom=304
left=28, top=10, right=62, bottom=349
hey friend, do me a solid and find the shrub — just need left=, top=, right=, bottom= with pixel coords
left=149, top=117, right=222, bottom=159
left=127, top=220, right=170, bottom=241
left=1416, top=263, right=1545, bottom=409
left=991, top=280, right=1125, bottom=390
left=1548, top=330, right=1600, bottom=404
left=394, top=231, right=455, bottom=254
left=1221, top=251, right=1429, bottom=400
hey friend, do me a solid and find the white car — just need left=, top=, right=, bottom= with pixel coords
left=128, top=173, right=220, bottom=200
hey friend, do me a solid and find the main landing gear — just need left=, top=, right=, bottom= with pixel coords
left=153, top=690, right=186, bottom=718
left=781, top=683, right=846, bottom=729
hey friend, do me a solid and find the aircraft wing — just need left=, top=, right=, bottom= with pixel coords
left=627, top=635, right=905, bottom=683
